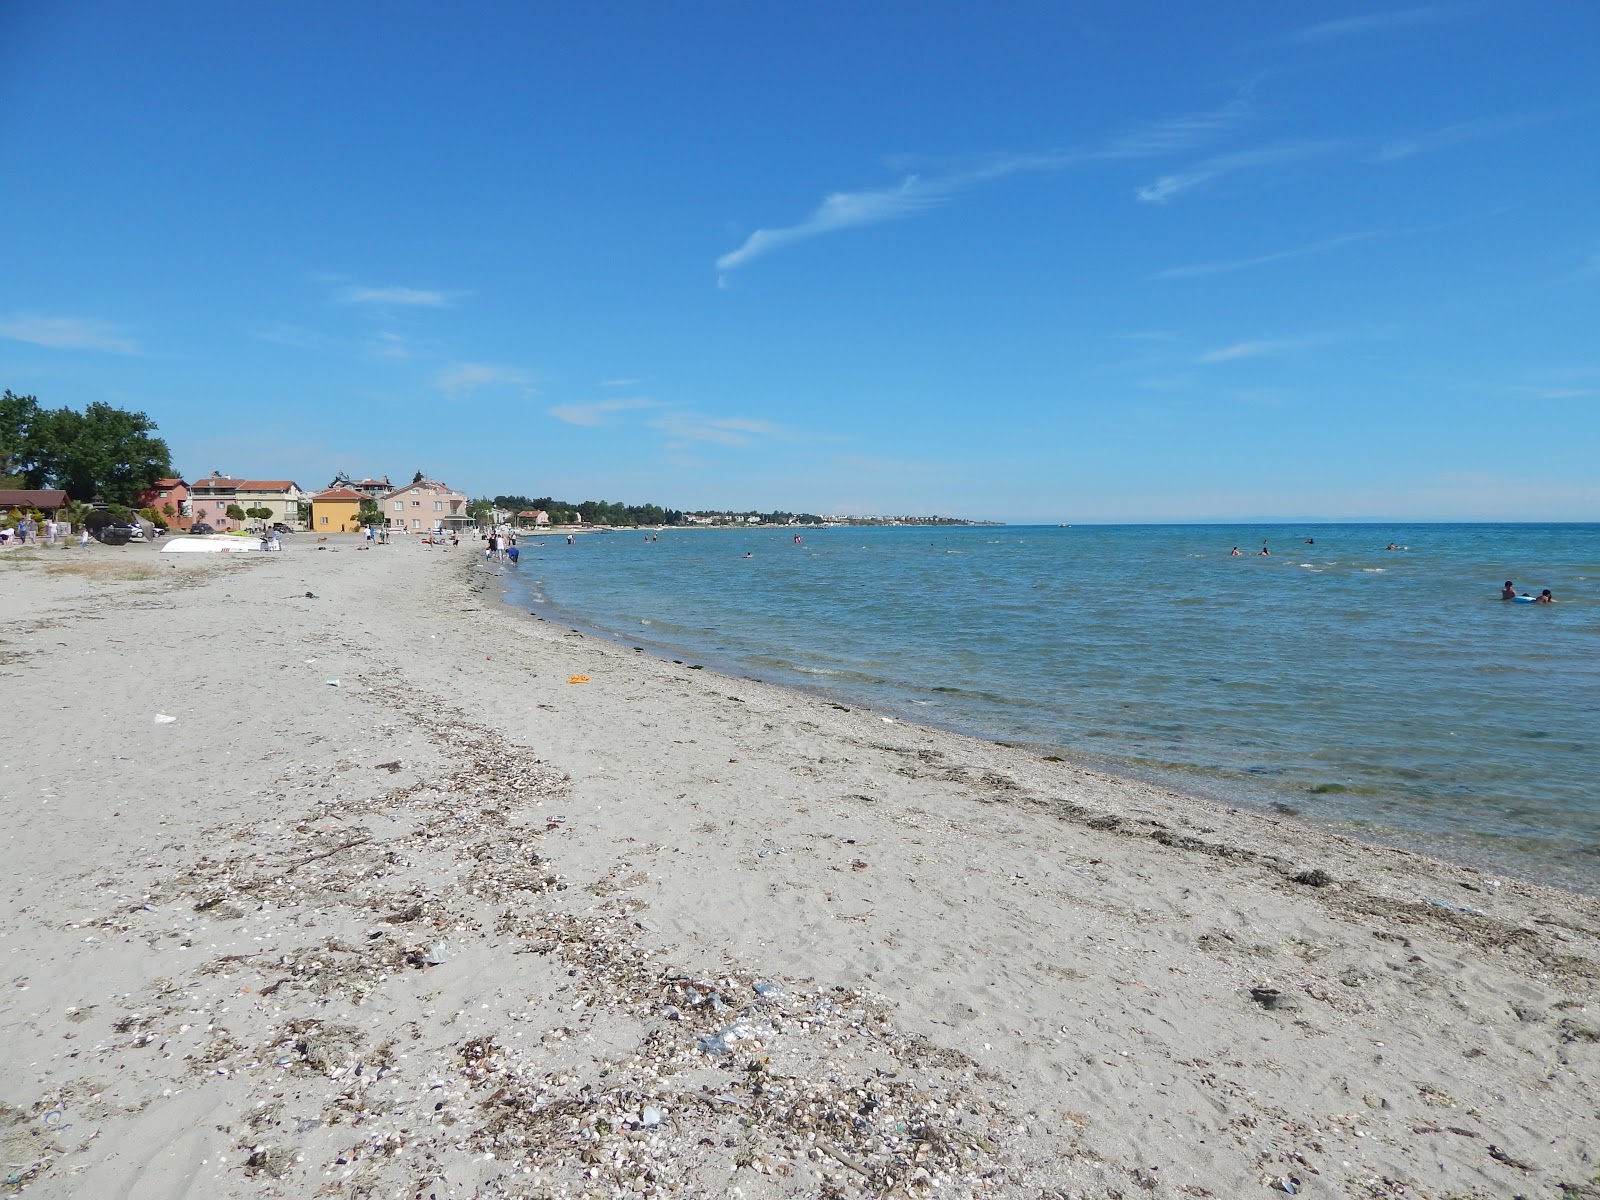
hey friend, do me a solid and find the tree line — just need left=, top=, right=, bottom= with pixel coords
left=1, top=390, right=174, bottom=507
left=489, top=494, right=826, bottom=527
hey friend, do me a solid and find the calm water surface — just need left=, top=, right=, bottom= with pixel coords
left=499, top=524, right=1600, bottom=893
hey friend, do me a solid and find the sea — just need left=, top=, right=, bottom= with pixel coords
left=497, top=523, right=1600, bottom=895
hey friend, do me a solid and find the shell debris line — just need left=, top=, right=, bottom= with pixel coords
left=18, top=678, right=1060, bottom=1199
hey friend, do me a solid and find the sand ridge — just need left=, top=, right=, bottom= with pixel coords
left=1, top=536, right=1596, bottom=1199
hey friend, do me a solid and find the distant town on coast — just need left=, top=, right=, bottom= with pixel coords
left=0, top=391, right=996, bottom=544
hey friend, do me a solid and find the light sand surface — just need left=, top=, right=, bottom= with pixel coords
left=2, top=537, right=1597, bottom=1200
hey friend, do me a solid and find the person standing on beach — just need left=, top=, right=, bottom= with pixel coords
left=1502, top=581, right=1517, bottom=600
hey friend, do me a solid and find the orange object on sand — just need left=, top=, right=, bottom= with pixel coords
left=567, top=675, right=591, bottom=684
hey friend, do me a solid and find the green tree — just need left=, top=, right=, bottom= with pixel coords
left=9, top=398, right=173, bottom=504
left=225, top=503, right=247, bottom=522
left=0, top=390, right=39, bottom=484
left=355, top=498, right=383, bottom=527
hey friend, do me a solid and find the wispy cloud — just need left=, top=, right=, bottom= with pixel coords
left=435, top=362, right=535, bottom=400
left=716, top=153, right=1083, bottom=279
left=1377, top=112, right=1550, bottom=162
left=0, top=314, right=139, bottom=354
left=600, top=378, right=641, bottom=388
left=716, top=177, right=957, bottom=278
left=368, top=330, right=417, bottom=359
left=714, top=88, right=1265, bottom=278
left=1097, top=93, right=1256, bottom=159
left=649, top=412, right=786, bottom=448
left=1158, top=230, right=1387, bottom=279
left=1136, top=139, right=1345, bottom=204
left=336, top=284, right=453, bottom=308
left=547, top=398, right=658, bottom=426
left=1281, top=3, right=1478, bottom=44
left=1197, top=339, right=1295, bottom=363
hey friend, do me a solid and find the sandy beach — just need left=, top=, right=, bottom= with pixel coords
left=1, top=535, right=1596, bottom=1200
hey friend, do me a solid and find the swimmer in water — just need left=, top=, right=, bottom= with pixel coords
left=1501, top=581, right=1517, bottom=601
left=1259, top=545, right=1270, bottom=556
left=1230, top=546, right=1242, bottom=556
left=1535, top=589, right=1555, bottom=604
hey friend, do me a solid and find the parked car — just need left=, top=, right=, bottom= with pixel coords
left=126, top=524, right=145, bottom=541
left=189, top=522, right=216, bottom=535
left=96, top=525, right=133, bottom=546
left=271, top=522, right=295, bottom=534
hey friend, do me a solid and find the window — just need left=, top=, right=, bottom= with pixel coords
left=393, top=500, right=403, bottom=511
left=411, top=500, right=420, bottom=507
left=320, top=515, right=328, bottom=525
left=434, top=501, right=442, bottom=511
left=412, top=518, right=421, bottom=528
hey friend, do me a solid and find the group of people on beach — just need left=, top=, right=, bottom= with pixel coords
left=1502, top=581, right=1555, bottom=604
left=486, top=531, right=518, bottom=563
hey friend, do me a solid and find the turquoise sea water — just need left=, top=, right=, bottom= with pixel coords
left=499, top=524, right=1600, bottom=893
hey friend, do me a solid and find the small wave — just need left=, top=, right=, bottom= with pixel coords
left=1362, top=568, right=1386, bottom=573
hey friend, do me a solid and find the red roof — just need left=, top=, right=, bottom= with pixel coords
left=192, top=477, right=298, bottom=491
left=312, top=487, right=364, bottom=501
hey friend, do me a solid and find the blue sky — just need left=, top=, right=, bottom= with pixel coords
left=2, top=1, right=1595, bottom=521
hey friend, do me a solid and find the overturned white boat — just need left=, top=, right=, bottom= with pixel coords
left=160, top=536, right=271, bottom=554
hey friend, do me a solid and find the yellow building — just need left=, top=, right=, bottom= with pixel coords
left=309, top=486, right=363, bottom=533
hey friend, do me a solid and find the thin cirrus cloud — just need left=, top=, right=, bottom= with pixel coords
left=713, top=94, right=1261, bottom=278
left=435, top=362, right=535, bottom=400
left=1280, top=3, right=1478, bottom=44
left=1157, top=230, right=1389, bottom=279
left=1197, top=339, right=1296, bottom=364
left=1095, top=93, right=1256, bottom=160
left=1377, top=112, right=1550, bottom=162
left=0, top=314, right=139, bottom=354
left=335, top=284, right=453, bottom=308
left=714, top=149, right=1169, bottom=279
left=649, top=412, right=786, bottom=448
left=1135, top=139, right=1345, bottom=205
left=547, top=398, right=659, bottom=426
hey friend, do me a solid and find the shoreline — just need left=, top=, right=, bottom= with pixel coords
left=2, top=536, right=1596, bottom=1198
left=504, top=560, right=1599, bottom=901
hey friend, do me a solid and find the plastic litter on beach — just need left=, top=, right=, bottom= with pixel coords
left=1427, top=896, right=1484, bottom=915
left=567, top=674, right=591, bottom=684
left=325, top=680, right=340, bottom=687
left=153, top=713, right=177, bottom=724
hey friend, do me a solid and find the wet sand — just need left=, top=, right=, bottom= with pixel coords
left=1, top=535, right=1596, bottom=1198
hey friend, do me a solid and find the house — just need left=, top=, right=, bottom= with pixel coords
left=135, top=478, right=192, bottom=530
left=517, top=509, right=550, bottom=526
left=0, top=489, right=70, bottom=519
left=189, top=473, right=307, bottom=531
left=341, top=476, right=393, bottom=500
left=309, top=487, right=364, bottom=533
left=381, top=479, right=470, bottom=532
